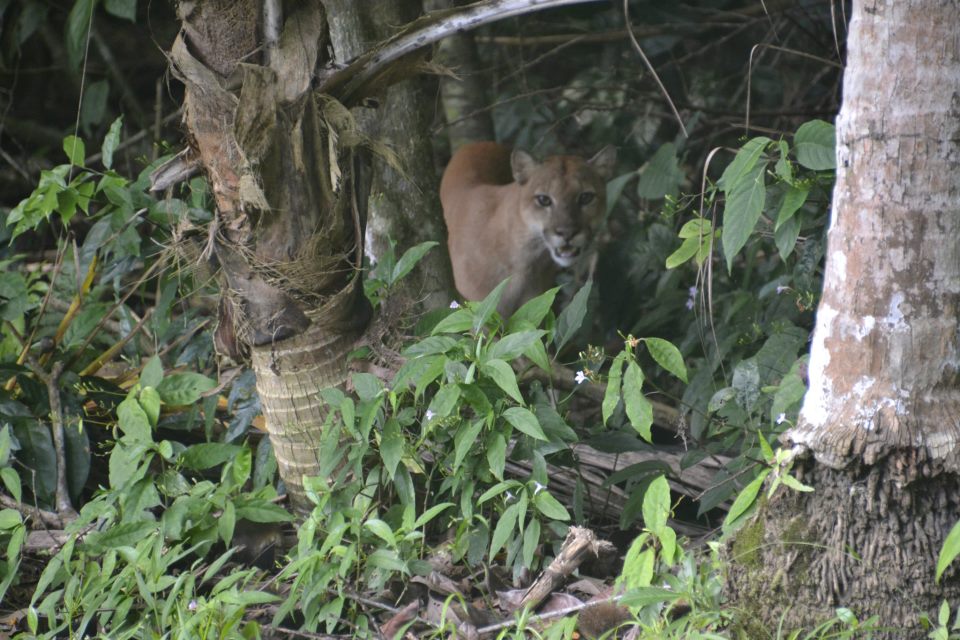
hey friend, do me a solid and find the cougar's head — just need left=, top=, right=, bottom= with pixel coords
left=511, top=146, right=617, bottom=268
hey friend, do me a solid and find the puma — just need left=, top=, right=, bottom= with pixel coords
left=440, top=141, right=616, bottom=316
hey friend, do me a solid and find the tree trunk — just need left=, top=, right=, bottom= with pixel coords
left=322, top=0, right=455, bottom=314
left=728, top=0, right=960, bottom=635
left=171, top=1, right=370, bottom=510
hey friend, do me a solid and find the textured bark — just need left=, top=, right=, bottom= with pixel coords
left=172, top=1, right=370, bottom=509
left=786, top=0, right=960, bottom=472
left=425, top=0, right=496, bottom=149
left=730, top=0, right=960, bottom=634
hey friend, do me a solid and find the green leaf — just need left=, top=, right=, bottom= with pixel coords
left=636, top=142, right=684, bottom=200
left=66, top=0, right=96, bottom=70
left=718, top=136, right=771, bottom=191
left=179, top=443, right=243, bottom=470
left=486, top=432, right=507, bottom=480
left=480, top=359, right=523, bottom=403
left=723, top=469, right=770, bottom=532
left=104, top=0, right=137, bottom=21
left=63, top=135, right=86, bottom=166
left=403, top=336, right=458, bottom=358
left=605, top=171, right=637, bottom=214
left=1, top=468, right=21, bottom=503
left=775, top=184, right=809, bottom=230
left=234, top=502, right=293, bottom=523
left=643, top=337, right=687, bottom=382
left=157, top=372, right=216, bottom=405
left=364, top=518, right=398, bottom=547
left=140, top=356, right=163, bottom=389
left=117, top=395, right=152, bottom=442
left=488, top=330, right=546, bottom=362
left=502, top=407, right=547, bottom=441
left=138, top=387, right=161, bottom=428
left=489, top=502, right=520, bottom=559
left=555, top=280, right=592, bottom=351
left=603, top=352, right=627, bottom=425
left=642, top=475, right=670, bottom=536
left=780, top=474, right=814, bottom=493
left=84, top=521, right=157, bottom=551
left=722, top=163, right=767, bottom=272
left=474, top=279, right=510, bottom=331
left=380, top=418, right=403, bottom=478
left=522, top=518, right=541, bottom=569
left=428, top=384, right=461, bottom=420
left=620, top=586, right=680, bottom=608
left=623, top=362, right=653, bottom=441
left=665, top=236, right=699, bottom=269
left=534, top=490, right=570, bottom=521
left=391, top=241, right=438, bottom=284
left=413, top=502, right=454, bottom=529
left=101, top=116, right=123, bottom=169
left=509, top=287, right=559, bottom=332
left=431, top=309, right=473, bottom=335
left=938, top=523, right=960, bottom=582
left=351, top=372, right=383, bottom=402
left=774, top=139, right=793, bottom=182
left=794, top=120, right=836, bottom=170
left=774, top=212, right=802, bottom=260
left=453, top=419, right=484, bottom=473
left=677, top=217, right=711, bottom=239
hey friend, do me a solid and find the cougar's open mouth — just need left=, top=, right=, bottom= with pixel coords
left=549, top=244, right=581, bottom=267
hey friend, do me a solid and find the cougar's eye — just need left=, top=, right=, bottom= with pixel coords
left=535, top=194, right=553, bottom=207
left=578, top=191, right=595, bottom=206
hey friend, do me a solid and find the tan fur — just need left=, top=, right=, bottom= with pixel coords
left=440, top=141, right=616, bottom=316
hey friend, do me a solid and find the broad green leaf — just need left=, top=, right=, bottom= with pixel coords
left=722, top=163, right=767, bottom=272
left=138, top=387, right=160, bottom=428
left=775, top=212, right=802, bottom=260
left=637, top=142, right=684, bottom=200
left=140, top=356, right=163, bottom=389
left=351, top=372, right=383, bottom=402
left=488, top=330, right=546, bottom=362
left=620, top=586, right=681, bottom=608
left=453, top=419, right=484, bottom=472
left=431, top=308, right=473, bottom=335
left=486, top=432, right=507, bottom=480
left=63, top=135, right=85, bottom=166
left=509, top=287, right=559, bottom=331
left=1, top=468, right=21, bottom=503
left=480, top=359, right=523, bottom=403
left=774, top=139, right=793, bottom=182
left=104, top=0, right=137, bottom=21
left=83, top=521, right=157, bottom=551
left=391, top=241, right=438, bottom=284
left=364, top=518, right=398, bottom=547
left=179, top=443, right=243, bottom=470
left=117, top=396, right=151, bottom=441
left=621, top=536, right=655, bottom=590
left=642, top=475, right=670, bottom=536
left=775, top=184, right=809, bottom=230
left=413, top=502, right=454, bottom=529
left=218, top=501, right=236, bottom=545
left=534, top=490, right=570, bottom=521
left=677, top=217, right=712, bottom=239
left=555, top=280, right=592, bottom=351
left=723, top=468, right=770, bottom=531
left=478, top=480, right=521, bottom=504
left=937, top=523, right=960, bottom=582
left=780, top=474, right=814, bottom=493
left=718, top=136, right=771, bottom=191
left=643, top=337, right=687, bottom=382
left=524, top=339, right=551, bottom=372
left=403, top=336, right=458, bottom=358
left=605, top=171, right=637, bottom=214
left=602, top=352, right=627, bottom=425
left=156, top=372, right=216, bottom=405
left=474, top=279, right=510, bottom=332
left=234, top=502, right=293, bottom=523
left=80, top=79, right=109, bottom=132
left=657, top=525, right=677, bottom=565
left=428, top=384, right=461, bottom=419
left=665, top=236, right=699, bottom=269
left=794, top=120, right=836, bottom=170
left=0, top=509, right=22, bottom=530
left=380, top=418, right=403, bottom=478
left=65, top=0, right=96, bottom=70
left=489, top=502, right=520, bottom=559
left=623, top=362, right=653, bottom=441
left=503, top=407, right=547, bottom=441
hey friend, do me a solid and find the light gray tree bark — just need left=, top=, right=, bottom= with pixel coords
left=729, top=0, right=960, bottom=635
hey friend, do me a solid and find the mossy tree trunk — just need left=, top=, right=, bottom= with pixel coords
left=728, top=0, right=960, bottom=635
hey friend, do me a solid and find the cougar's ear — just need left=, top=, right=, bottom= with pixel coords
left=588, top=145, right=618, bottom=179
left=511, top=149, right=538, bottom=184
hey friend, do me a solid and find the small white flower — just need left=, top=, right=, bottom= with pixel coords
left=688, top=286, right=698, bottom=296
left=425, top=410, right=436, bottom=421
left=533, top=481, right=546, bottom=495
left=776, top=285, right=789, bottom=295
left=449, top=300, right=460, bottom=309
left=505, top=491, right=516, bottom=502
left=188, top=600, right=198, bottom=611
left=776, top=413, right=787, bottom=424
left=686, top=286, right=697, bottom=310
left=574, top=370, right=588, bottom=384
